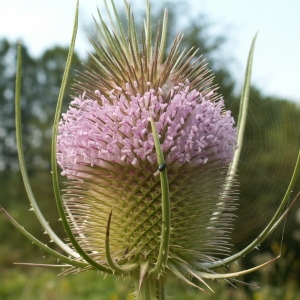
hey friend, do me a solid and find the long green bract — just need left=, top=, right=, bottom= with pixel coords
left=149, top=118, right=171, bottom=276
left=201, top=150, right=300, bottom=269
left=204, top=33, right=300, bottom=269
left=50, top=0, right=113, bottom=274
left=0, top=205, right=87, bottom=268
left=224, top=34, right=257, bottom=195
left=14, top=43, right=78, bottom=258
left=105, top=210, right=138, bottom=273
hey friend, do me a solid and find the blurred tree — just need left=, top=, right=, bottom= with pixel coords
left=0, top=40, right=82, bottom=175
left=0, top=39, right=36, bottom=173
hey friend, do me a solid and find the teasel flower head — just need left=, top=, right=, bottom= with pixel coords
left=4, top=0, right=299, bottom=298
left=56, top=0, right=238, bottom=290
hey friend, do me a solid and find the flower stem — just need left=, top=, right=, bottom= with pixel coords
left=134, top=274, right=166, bottom=300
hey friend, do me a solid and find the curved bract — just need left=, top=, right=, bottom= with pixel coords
left=1, top=1, right=299, bottom=299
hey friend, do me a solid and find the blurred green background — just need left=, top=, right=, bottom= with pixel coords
left=1, top=1, right=300, bottom=299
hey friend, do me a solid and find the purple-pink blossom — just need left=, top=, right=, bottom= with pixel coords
left=57, top=80, right=237, bottom=178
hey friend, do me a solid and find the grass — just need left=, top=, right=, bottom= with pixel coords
left=1, top=266, right=300, bottom=300
left=1, top=268, right=132, bottom=300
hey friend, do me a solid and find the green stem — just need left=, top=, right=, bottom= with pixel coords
left=134, top=274, right=166, bottom=300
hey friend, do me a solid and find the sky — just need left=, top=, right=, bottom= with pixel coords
left=0, top=0, right=300, bottom=103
